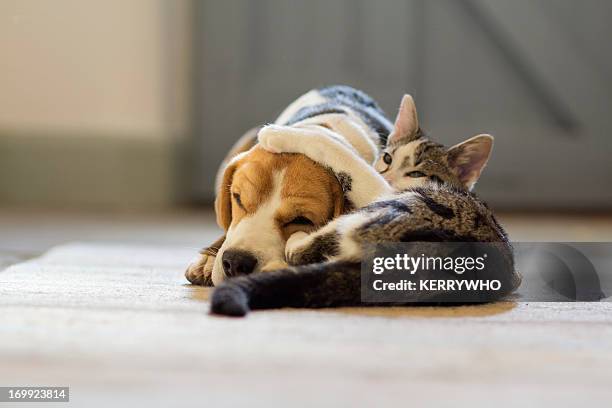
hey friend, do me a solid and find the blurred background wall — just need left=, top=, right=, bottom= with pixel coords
left=1, top=0, right=611, bottom=210
left=0, top=0, right=192, bottom=208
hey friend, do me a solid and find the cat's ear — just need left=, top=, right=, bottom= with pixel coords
left=388, top=94, right=419, bottom=143
left=447, top=134, right=493, bottom=190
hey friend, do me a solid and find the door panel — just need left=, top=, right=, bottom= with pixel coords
left=194, top=0, right=612, bottom=208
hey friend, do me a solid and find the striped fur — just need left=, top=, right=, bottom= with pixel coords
left=211, top=185, right=519, bottom=317
left=210, top=90, right=519, bottom=316
left=375, top=95, right=493, bottom=192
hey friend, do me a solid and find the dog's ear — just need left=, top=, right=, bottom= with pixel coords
left=215, top=160, right=239, bottom=230
left=447, top=134, right=494, bottom=190
left=388, top=94, right=419, bottom=144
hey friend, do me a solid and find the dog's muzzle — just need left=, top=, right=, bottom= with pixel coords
left=222, top=249, right=258, bottom=277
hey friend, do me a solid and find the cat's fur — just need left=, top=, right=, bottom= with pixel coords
left=373, top=95, right=494, bottom=192
left=210, top=94, right=520, bottom=316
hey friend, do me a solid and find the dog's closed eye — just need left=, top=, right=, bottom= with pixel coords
left=232, top=192, right=245, bottom=210
left=284, top=216, right=314, bottom=226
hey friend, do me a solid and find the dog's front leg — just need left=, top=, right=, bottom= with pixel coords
left=185, top=235, right=225, bottom=286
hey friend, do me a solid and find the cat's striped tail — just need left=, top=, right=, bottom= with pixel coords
left=210, top=250, right=519, bottom=317
left=210, top=261, right=361, bottom=317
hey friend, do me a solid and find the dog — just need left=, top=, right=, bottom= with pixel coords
left=185, top=85, right=393, bottom=286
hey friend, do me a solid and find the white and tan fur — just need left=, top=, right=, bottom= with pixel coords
left=186, top=86, right=393, bottom=285
left=210, top=94, right=519, bottom=316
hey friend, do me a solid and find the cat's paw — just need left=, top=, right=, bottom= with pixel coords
left=185, top=253, right=215, bottom=286
left=285, top=231, right=309, bottom=263
left=258, top=125, right=291, bottom=154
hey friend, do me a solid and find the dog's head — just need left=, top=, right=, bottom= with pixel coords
left=212, top=145, right=345, bottom=285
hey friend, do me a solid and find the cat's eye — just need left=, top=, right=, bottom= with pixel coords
left=285, top=216, right=314, bottom=226
left=383, top=153, right=392, bottom=165
left=405, top=171, right=426, bottom=178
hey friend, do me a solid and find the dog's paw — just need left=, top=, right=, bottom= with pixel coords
left=185, top=253, right=215, bottom=286
left=210, top=284, right=250, bottom=317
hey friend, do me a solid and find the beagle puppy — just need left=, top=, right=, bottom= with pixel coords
left=186, top=85, right=393, bottom=285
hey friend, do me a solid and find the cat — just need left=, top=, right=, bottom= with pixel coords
left=372, top=95, right=493, bottom=192
left=210, top=95, right=521, bottom=316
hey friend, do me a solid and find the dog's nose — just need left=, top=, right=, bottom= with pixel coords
left=222, top=250, right=258, bottom=277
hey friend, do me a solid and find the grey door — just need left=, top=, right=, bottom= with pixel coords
left=193, top=0, right=612, bottom=209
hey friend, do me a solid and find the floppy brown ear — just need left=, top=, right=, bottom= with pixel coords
left=388, top=94, right=419, bottom=144
left=447, top=134, right=494, bottom=190
left=215, top=161, right=239, bottom=231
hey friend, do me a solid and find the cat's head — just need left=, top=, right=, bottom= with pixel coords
left=374, top=94, right=493, bottom=192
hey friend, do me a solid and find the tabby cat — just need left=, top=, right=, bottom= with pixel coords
left=210, top=95, right=520, bottom=316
